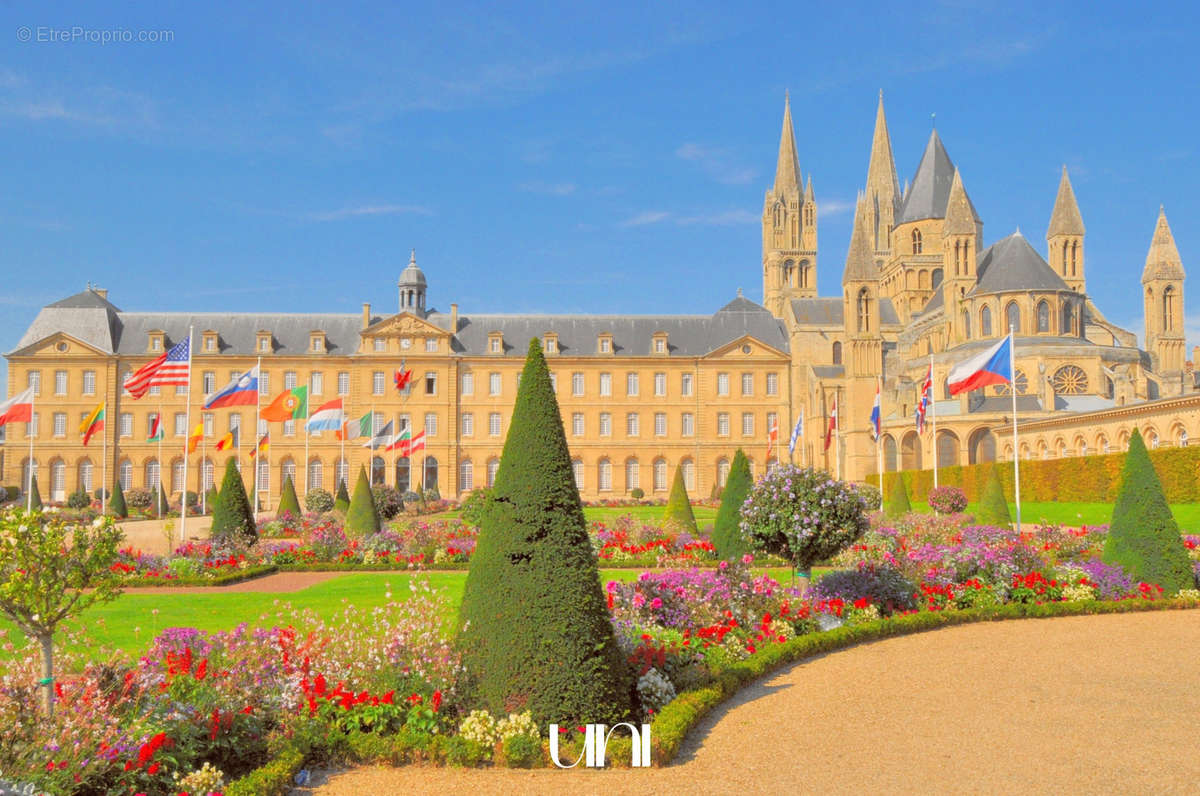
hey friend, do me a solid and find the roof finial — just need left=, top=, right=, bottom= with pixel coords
left=931, top=111, right=936, bottom=129
left=1015, top=225, right=1022, bottom=236
left=737, top=287, right=743, bottom=297
left=410, top=248, right=416, bottom=264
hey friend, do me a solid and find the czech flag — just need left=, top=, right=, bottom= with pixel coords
left=869, top=382, right=881, bottom=441
left=205, top=366, right=259, bottom=410
left=0, top=387, right=34, bottom=428
left=306, top=398, right=345, bottom=432
left=948, top=334, right=1013, bottom=395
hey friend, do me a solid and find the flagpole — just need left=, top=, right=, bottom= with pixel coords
left=180, top=327, right=193, bottom=546
left=369, top=403, right=376, bottom=486
left=930, top=353, right=938, bottom=489
left=877, top=376, right=884, bottom=504
left=254, top=357, right=261, bottom=522
left=101, top=398, right=107, bottom=516
left=1009, top=327, right=1021, bottom=532
left=303, top=385, right=310, bottom=496
left=835, top=389, right=842, bottom=482
left=201, top=428, right=207, bottom=515
left=26, top=388, right=35, bottom=512
left=339, top=398, right=346, bottom=492
left=156, top=399, right=163, bottom=508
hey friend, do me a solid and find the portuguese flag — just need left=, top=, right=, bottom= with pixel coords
left=260, top=386, right=308, bottom=422
left=80, top=402, right=105, bottom=447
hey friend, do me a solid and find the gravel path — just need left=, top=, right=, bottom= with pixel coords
left=304, top=610, right=1200, bottom=794
left=119, top=571, right=342, bottom=594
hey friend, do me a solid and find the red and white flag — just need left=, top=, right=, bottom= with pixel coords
left=824, top=394, right=838, bottom=452
left=765, top=419, right=779, bottom=461
left=124, top=338, right=191, bottom=399
left=0, top=387, right=34, bottom=427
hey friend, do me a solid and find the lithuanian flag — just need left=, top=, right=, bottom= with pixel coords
left=261, top=386, right=308, bottom=422
left=187, top=423, right=204, bottom=453
left=79, top=402, right=105, bottom=447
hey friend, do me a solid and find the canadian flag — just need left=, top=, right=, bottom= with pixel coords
left=0, top=387, right=34, bottom=427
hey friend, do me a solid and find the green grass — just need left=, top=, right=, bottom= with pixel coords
left=0, top=566, right=800, bottom=662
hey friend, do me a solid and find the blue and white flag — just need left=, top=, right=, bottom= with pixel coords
left=788, top=414, right=803, bottom=456
left=869, top=381, right=881, bottom=441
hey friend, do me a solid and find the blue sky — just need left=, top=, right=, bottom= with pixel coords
left=2, top=0, right=1198, bottom=394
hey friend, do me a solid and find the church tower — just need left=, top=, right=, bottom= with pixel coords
left=398, top=249, right=427, bottom=318
left=941, top=169, right=981, bottom=343
left=763, top=93, right=818, bottom=318
left=1046, top=166, right=1086, bottom=293
left=842, top=192, right=883, bottom=478
left=1142, top=207, right=1186, bottom=373
left=864, top=92, right=900, bottom=261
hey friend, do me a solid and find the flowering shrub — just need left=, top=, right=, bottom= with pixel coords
left=304, top=488, right=334, bottom=514
left=928, top=486, right=968, bottom=515
left=740, top=466, right=869, bottom=572
left=807, top=565, right=918, bottom=615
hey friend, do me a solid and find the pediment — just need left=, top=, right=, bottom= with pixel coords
left=8, top=331, right=112, bottom=358
left=362, top=313, right=450, bottom=338
left=705, top=334, right=789, bottom=360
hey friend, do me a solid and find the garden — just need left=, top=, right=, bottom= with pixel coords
left=1, top=340, right=1198, bottom=795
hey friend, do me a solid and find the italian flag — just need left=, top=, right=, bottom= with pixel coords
left=337, top=411, right=373, bottom=441
left=147, top=413, right=164, bottom=442
left=80, top=402, right=105, bottom=447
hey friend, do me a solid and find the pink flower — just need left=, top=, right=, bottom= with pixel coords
left=741, top=553, right=754, bottom=565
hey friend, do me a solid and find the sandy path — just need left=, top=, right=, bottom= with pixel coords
left=305, top=610, right=1200, bottom=794
left=119, top=571, right=342, bottom=594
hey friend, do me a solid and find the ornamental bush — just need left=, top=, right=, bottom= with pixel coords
left=108, top=481, right=128, bottom=518
left=663, top=465, right=698, bottom=534
left=629, top=487, right=645, bottom=500
left=126, top=487, right=152, bottom=510
left=458, top=487, right=492, bottom=528
left=203, top=486, right=219, bottom=514
left=304, top=487, right=334, bottom=514
left=854, top=481, right=881, bottom=512
left=67, top=489, right=91, bottom=510
left=210, top=459, right=256, bottom=545
left=928, top=485, right=968, bottom=515
left=347, top=467, right=381, bottom=536
left=884, top=472, right=911, bottom=518
left=371, top=486, right=405, bottom=520
left=458, top=338, right=635, bottom=726
left=333, top=479, right=351, bottom=514
left=27, top=476, right=42, bottom=511
left=974, top=465, right=1012, bottom=526
left=277, top=475, right=302, bottom=518
left=712, top=448, right=752, bottom=560
left=1103, top=428, right=1193, bottom=593
left=740, top=465, right=869, bottom=573
left=808, top=565, right=918, bottom=614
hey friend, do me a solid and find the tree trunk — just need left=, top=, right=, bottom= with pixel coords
left=39, top=633, right=54, bottom=717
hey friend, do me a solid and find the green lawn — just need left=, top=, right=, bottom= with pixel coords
left=0, top=566, right=798, bottom=662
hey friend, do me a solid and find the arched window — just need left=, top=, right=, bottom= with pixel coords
left=1036, top=300, right=1050, bottom=333
left=1061, top=301, right=1075, bottom=335
left=598, top=459, right=612, bottom=491
left=980, top=305, right=992, bottom=337
left=459, top=459, right=473, bottom=491
left=145, top=459, right=160, bottom=490
left=832, top=341, right=842, bottom=365
left=954, top=240, right=962, bottom=274
left=1179, top=428, right=1189, bottom=448
left=1071, top=241, right=1078, bottom=276
left=912, top=228, right=922, bottom=254
left=395, top=457, right=410, bottom=492
left=370, top=456, right=385, bottom=486
left=1005, top=302, right=1020, bottom=333
left=51, top=460, right=65, bottom=501
left=308, top=459, right=323, bottom=491
left=423, top=457, right=438, bottom=490
left=282, top=458, right=297, bottom=486
left=486, top=458, right=500, bottom=487
left=798, top=260, right=810, bottom=289
left=335, top=458, right=349, bottom=491
left=79, top=459, right=94, bottom=494
left=681, top=459, right=695, bottom=491
left=883, top=435, right=898, bottom=471
left=172, top=459, right=185, bottom=494
left=857, top=288, right=871, bottom=333
left=1163, top=286, right=1176, bottom=331
left=118, top=459, right=132, bottom=491
left=783, top=259, right=795, bottom=288
left=572, top=459, right=584, bottom=489
left=717, top=458, right=730, bottom=487
left=625, top=458, right=639, bottom=491
left=931, top=268, right=943, bottom=289
left=961, top=310, right=971, bottom=339
left=653, top=459, right=667, bottom=492
left=201, top=459, right=214, bottom=493
left=1062, top=243, right=1069, bottom=272
left=22, top=458, right=38, bottom=494
left=256, top=458, right=269, bottom=496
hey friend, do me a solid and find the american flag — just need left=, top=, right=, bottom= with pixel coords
left=124, top=338, right=190, bottom=399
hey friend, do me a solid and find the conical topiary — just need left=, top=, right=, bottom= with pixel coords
left=109, top=480, right=128, bottom=518
left=277, top=475, right=302, bottom=518
left=27, top=474, right=42, bottom=510
left=664, top=463, right=699, bottom=534
left=458, top=338, right=635, bottom=726
left=712, top=449, right=753, bottom=559
left=333, top=478, right=351, bottom=514
left=884, top=472, right=911, bottom=518
left=210, top=459, right=256, bottom=544
left=345, top=467, right=381, bottom=536
left=1103, top=428, right=1193, bottom=593
left=974, top=464, right=1012, bottom=527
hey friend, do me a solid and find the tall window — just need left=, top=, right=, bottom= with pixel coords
left=1061, top=301, right=1075, bottom=336
left=857, top=288, right=871, bottom=333
left=717, top=412, right=730, bottom=436
left=598, top=459, right=612, bottom=491
left=259, top=371, right=271, bottom=396
left=372, top=371, right=385, bottom=395
left=626, top=373, right=639, bottom=397
left=52, top=412, right=66, bottom=437
left=1163, top=286, right=1177, bottom=331
left=120, top=413, right=133, bottom=437
left=486, top=459, right=499, bottom=488
left=284, top=371, right=297, bottom=390
left=717, top=458, right=730, bottom=487
left=599, top=373, right=612, bottom=397
left=962, top=310, right=971, bottom=339
left=717, top=373, right=729, bottom=396
left=572, top=459, right=584, bottom=489
left=202, top=459, right=214, bottom=492
left=681, top=459, right=694, bottom=491
left=912, top=228, right=922, bottom=254
left=425, top=337, right=438, bottom=353
left=459, top=460, right=473, bottom=491
left=54, top=371, right=67, bottom=395
left=654, top=412, right=667, bottom=437
left=681, top=373, right=694, bottom=396
left=489, top=372, right=501, bottom=395
left=461, top=412, right=474, bottom=436
left=599, top=413, right=612, bottom=436
left=308, top=459, right=323, bottom=490
left=681, top=412, right=694, bottom=436
left=82, top=370, right=96, bottom=395
left=489, top=412, right=502, bottom=436
left=742, top=412, right=754, bottom=436
left=832, top=342, right=842, bottom=365
left=336, top=458, right=349, bottom=489
left=766, top=373, right=779, bottom=396
left=27, top=370, right=41, bottom=395
left=310, top=371, right=323, bottom=395
left=174, top=413, right=187, bottom=436
left=572, top=372, right=584, bottom=396
left=654, top=372, right=666, bottom=397
left=80, top=460, right=94, bottom=493
left=338, top=371, right=350, bottom=395
left=203, top=371, right=216, bottom=394
left=626, top=412, right=639, bottom=437
left=625, top=459, right=639, bottom=491
left=1005, top=302, right=1020, bottom=333
left=146, top=459, right=160, bottom=490
left=460, top=371, right=474, bottom=396
left=1036, top=300, right=1050, bottom=333
left=424, top=413, right=437, bottom=437
left=571, top=413, right=584, bottom=436
left=425, top=373, right=437, bottom=395
left=119, top=459, right=132, bottom=490
left=980, top=305, right=993, bottom=337
left=172, top=460, right=185, bottom=494
left=653, top=459, right=667, bottom=492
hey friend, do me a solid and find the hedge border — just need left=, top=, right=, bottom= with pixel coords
left=225, top=596, right=1200, bottom=791
left=116, top=565, right=278, bottom=588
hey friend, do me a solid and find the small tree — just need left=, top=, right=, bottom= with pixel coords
left=333, top=479, right=350, bottom=514
left=304, top=487, right=334, bottom=514
left=1103, top=428, right=1193, bottom=593
left=108, top=480, right=128, bottom=518
left=210, top=459, right=256, bottom=544
left=928, top=485, right=968, bottom=515
left=884, top=472, right=911, bottom=518
left=741, top=464, right=869, bottom=574
left=974, top=465, right=1012, bottom=527
left=0, top=510, right=125, bottom=715
left=712, top=449, right=753, bottom=559
left=663, top=464, right=698, bottom=534
left=27, top=475, right=42, bottom=511
left=277, top=475, right=302, bottom=518
left=346, top=467, right=381, bottom=535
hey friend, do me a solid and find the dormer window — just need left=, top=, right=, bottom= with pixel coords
left=373, top=338, right=386, bottom=352
left=652, top=332, right=668, bottom=355
left=147, top=331, right=165, bottom=352
left=598, top=333, right=613, bottom=354
left=310, top=331, right=326, bottom=353
left=202, top=331, right=218, bottom=353
left=425, top=337, right=438, bottom=353
left=256, top=331, right=273, bottom=354
left=544, top=333, right=558, bottom=354
left=488, top=332, right=504, bottom=354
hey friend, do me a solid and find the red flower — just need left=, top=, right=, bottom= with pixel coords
left=148, top=762, right=160, bottom=775
left=431, top=690, right=443, bottom=712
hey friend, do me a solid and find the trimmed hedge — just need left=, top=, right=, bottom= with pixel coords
left=225, top=744, right=305, bottom=796
left=884, top=472, right=911, bottom=518
left=663, top=464, right=698, bottom=534
left=347, top=467, right=382, bottom=535
left=277, top=475, right=302, bottom=518
left=711, top=448, right=752, bottom=560
left=117, top=564, right=278, bottom=588
left=869, top=438, right=1200, bottom=504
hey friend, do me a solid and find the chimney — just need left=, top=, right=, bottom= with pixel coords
left=362, top=303, right=371, bottom=330
left=450, top=303, right=458, bottom=333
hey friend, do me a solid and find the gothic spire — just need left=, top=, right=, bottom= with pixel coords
left=804, top=173, right=814, bottom=203
left=865, top=91, right=900, bottom=208
left=1143, top=206, right=1185, bottom=282
left=843, top=192, right=877, bottom=282
left=773, top=92, right=801, bottom=195
left=1046, top=165, right=1085, bottom=238
left=942, top=169, right=976, bottom=237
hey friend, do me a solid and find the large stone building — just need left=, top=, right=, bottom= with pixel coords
left=4, top=95, right=1196, bottom=504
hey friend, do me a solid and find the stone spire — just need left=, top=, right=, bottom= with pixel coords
left=773, top=92, right=801, bottom=195
left=804, top=173, right=814, bottom=203
left=865, top=91, right=900, bottom=207
left=1143, top=206, right=1185, bottom=282
left=1046, top=165, right=1085, bottom=238
left=942, top=169, right=977, bottom=237
left=843, top=192, right=877, bottom=283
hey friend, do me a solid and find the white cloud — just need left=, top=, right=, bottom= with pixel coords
left=818, top=200, right=855, bottom=218
left=519, top=181, right=577, bottom=196
left=306, top=204, right=433, bottom=222
left=619, top=209, right=757, bottom=228
left=619, top=210, right=672, bottom=227
left=675, top=142, right=756, bottom=185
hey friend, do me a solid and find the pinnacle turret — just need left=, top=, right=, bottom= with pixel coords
left=942, top=169, right=977, bottom=237
left=804, top=174, right=814, bottom=203
left=865, top=91, right=900, bottom=210
left=1046, top=166, right=1085, bottom=239
left=1143, top=206, right=1185, bottom=282
left=843, top=192, right=878, bottom=283
left=772, top=93, right=801, bottom=196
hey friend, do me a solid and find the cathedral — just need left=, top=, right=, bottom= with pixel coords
left=3, top=95, right=1197, bottom=505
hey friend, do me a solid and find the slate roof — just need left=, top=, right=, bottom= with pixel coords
left=790, top=297, right=901, bottom=326
left=970, top=232, right=1070, bottom=295
left=897, top=130, right=981, bottom=225
left=12, top=290, right=790, bottom=358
